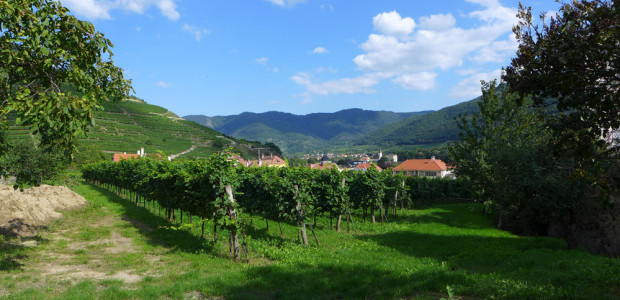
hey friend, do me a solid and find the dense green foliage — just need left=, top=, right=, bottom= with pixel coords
left=449, top=82, right=584, bottom=234
left=504, top=0, right=618, bottom=159
left=450, top=1, right=619, bottom=254
left=2, top=139, right=66, bottom=188
left=185, top=109, right=428, bottom=155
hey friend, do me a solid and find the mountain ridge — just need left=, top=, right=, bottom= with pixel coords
left=184, top=108, right=432, bottom=154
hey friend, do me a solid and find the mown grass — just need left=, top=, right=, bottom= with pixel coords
left=1, top=179, right=618, bottom=299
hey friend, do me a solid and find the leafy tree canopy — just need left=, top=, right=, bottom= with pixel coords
left=0, top=0, right=132, bottom=155
left=503, top=0, right=619, bottom=156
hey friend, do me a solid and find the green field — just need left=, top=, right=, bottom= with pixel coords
left=1, top=178, right=618, bottom=299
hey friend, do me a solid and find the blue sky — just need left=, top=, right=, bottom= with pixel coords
left=62, top=0, right=560, bottom=117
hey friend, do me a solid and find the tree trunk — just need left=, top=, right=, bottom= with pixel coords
left=371, top=207, right=376, bottom=224
left=278, top=220, right=284, bottom=237
left=336, top=214, right=342, bottom=232
left=214, top=222, right=218, bottom=242
left=201, top=219, right=205, bottom=238
left=307, top=223, right=320, bottom=245
left=299, top=222, right=309, bottom=245
left=241, top=231, right=250, bottom=263
left=266, top=218, right=269, bottom=230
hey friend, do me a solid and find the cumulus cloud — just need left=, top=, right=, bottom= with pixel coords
left=312, top=47, right=329, bottom=54
left=156, top=81, right=172, bottom=87
left=418, top=13, right=456, bottom=30
left=266, top=0, right=307, bottom=7
left=372, top=11, right=415, bottom=38
left=392, top=72, right=437, bottom=90
left=292, top=1, right=520, bottom=96
left=449, top=69, right=502, bottom=98
left=255, top=57, right=269, bottom=65
left=182, top=24, right=210, bottom=41
left=62, top=0, right=180, bottom=20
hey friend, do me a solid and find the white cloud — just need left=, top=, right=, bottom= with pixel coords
left=372, top=11, right=415, bottom=38
left=291, top=72, right=392, bottom=95
left=418, top=14, right=456, bottom=30
left=269, top=100, right=280, bottom=105
left=255, top=57, right=268, bottom=65
left=449, top=69, right=502, bottom=98
left=312, top=47, right=329, bottom=54
left=62, top=0, right=112, bottom=19
left=292, top=2, right=519, bottom=97
left=392, top=72, right=437, bottom=90
left=156, top=81, right=172, bottom=87
left=62, top=0, right=180, bottom=20
left=182, top=24, right=210, bottom=42
left=266, top=0, right=307, bottom=7
left=471, top=34, right=518, bottom=63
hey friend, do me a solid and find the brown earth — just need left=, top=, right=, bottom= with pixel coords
left=0, top=184, right=87, bottom=237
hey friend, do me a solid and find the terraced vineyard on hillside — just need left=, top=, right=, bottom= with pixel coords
left=6, top=99, right=263, bottom=160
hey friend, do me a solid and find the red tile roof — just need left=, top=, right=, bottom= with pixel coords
left=112, top=153, right=140, bottom=162
left=393, top=159, right=447, bottom=171
left=261, top=155, right=286, bottom=166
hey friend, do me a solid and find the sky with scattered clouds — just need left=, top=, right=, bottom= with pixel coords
left=62, top=0, right=560, bottom=116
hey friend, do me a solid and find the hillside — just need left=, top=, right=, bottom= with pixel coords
left=6, top=99, right=269, bottom=160
left=356, top=97, right=480, bottom=147
left=184, top=109, right=430, bottom=155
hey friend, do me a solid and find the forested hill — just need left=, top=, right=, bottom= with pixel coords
left=356, top=97, right=481, bottom=147
left=184, top=109, right=431, bottom=154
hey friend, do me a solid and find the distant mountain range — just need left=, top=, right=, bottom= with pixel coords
left=357, top=97, right=480, bottom=148
left=184, top=98, right=481, bottom=155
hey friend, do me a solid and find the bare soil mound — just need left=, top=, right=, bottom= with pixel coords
left=0, top=184, right=87, bottom=237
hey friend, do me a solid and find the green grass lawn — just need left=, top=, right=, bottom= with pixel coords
left=1, top=179, right=618, bottom=299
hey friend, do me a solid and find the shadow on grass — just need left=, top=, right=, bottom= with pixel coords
left=86, top=183, right=215, bottom=255
left=212, top=263, right=468, bottom=299
left=386, top=204, right=493, bottom=229
left=0, top=235, right=48, bottom=272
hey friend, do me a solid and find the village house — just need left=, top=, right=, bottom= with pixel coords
left=112, top=147, right=145, bottom=162
left=392, top=157, right=453, bottom=178
left=229, top=153, right=287, bottom=167
left=351, top=162, right=382, bottom=172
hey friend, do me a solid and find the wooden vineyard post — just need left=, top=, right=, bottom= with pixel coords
left=337, top=178, right=345, bottom=232
left=225, top=185, right=240, bottom=260
left=294, top=185, right=309, bottom=245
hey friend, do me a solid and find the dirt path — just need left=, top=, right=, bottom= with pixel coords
left=169, top=145, right=196, bottom=160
